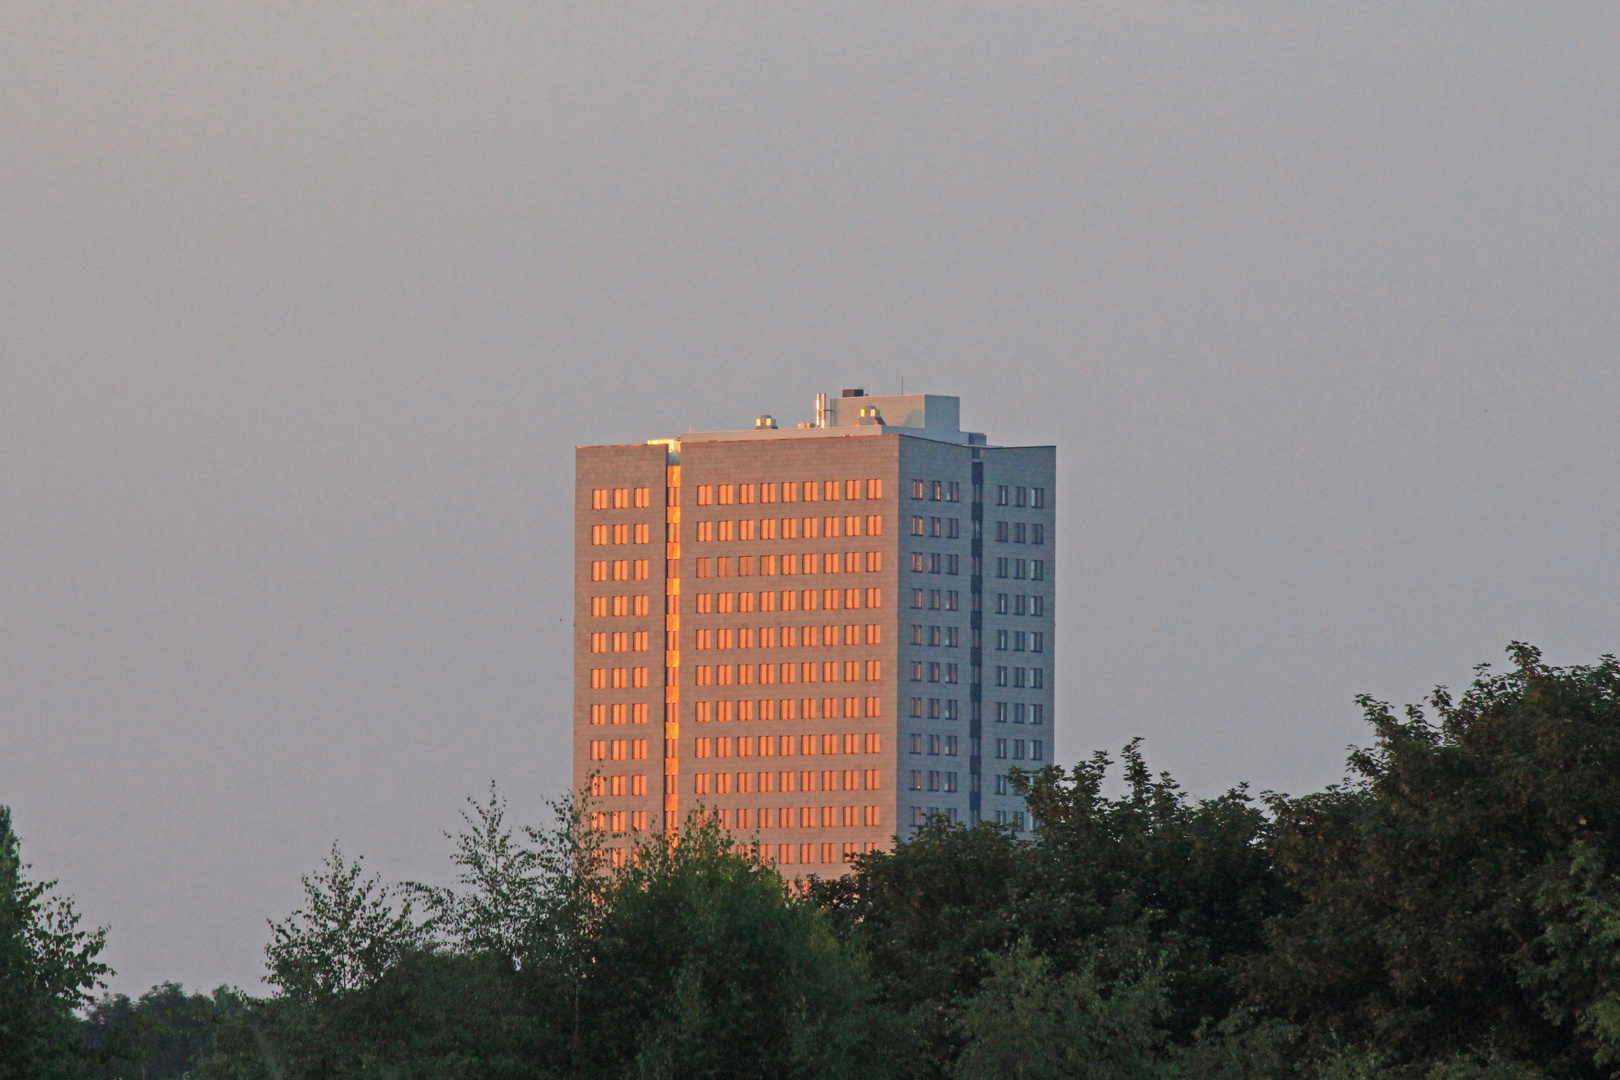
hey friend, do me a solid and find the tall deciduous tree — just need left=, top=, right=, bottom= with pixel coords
left=0, top=805, right=109, bottom=1080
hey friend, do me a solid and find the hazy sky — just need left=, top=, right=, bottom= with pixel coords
left=4, top=2, right=1618, bottom=996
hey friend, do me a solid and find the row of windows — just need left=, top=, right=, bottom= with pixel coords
left=695, top=479, right=882, bottom=506
left=993, top=521, right=1046, bottom=545
left=694, top=554, right=882, bottom=578
left=994, top=558, right=1045, bottom=580
left=694, top=770, right=881, bottom=794
left=909, top=806, right=962, bottom=826
left=909, top=733, right=961, bottom=756
left=769, top=841, right=878, bottom=865
left=587, top=667, right=649, bottom=690
left=909, top=661, right=961, bottom=684
left=587, top=739, right=650, bottom=762
left=994, top=630, right=1046, bottom=653
left=589, top=559, right=651, bottom=582
left=995, top=485, right=1046, bottom=508
left=909, top=770, right=960, bottom=792
left=590, top=523, right=653, bottom=545
left=912, top=589, right=962, bottom=610
left=911, top=624, right=962, bottom=647
left=995, top=594, right=1045, bottom=616
left=695, top=661, right=882, bottom=687
left=696, top=624, right=881, bottom=649
left=589, top=631, right=651, bottom=653
left=995, top=702, right=1046, bottom=725
left=589, top=774, right=649, bottom=797
left=993, top=810, right=1027, bottom=830
left=695, top=586, right=889, bottom=616
left=910, top=516, right=962, bottom=538
left=695, top=732, right=882, bottom=757
left=588, top=810, right=649, bottom=832
left=993, top=738, right=1044, bottom=761
left=694, top=697, right=881, bottom=722
left=589, top=703, right=651, bottom=725
left=590, top=487, right=652, bottom=510
left=696, top=807, right=882, bottom=837
left=911, top=479, right=962, bottom=502
left=590, top=595, right=652, bottom=617
left=995, top=666, right=1046, bottom=689
left=910, top=552, right=962, bottom=575
left=695, top=516, right=881, bottom=541
left=909, top=698, right=962, bottom=720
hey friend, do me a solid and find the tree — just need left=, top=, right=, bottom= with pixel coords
left=1245, top=644, right=1620, bottom=1076
left=0, top=805, right=109, bottom=1080
left=81, top=982, right=231, bottom=1080
left=584, top=813, right=915, bottom=1080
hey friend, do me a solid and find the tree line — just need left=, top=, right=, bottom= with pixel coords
left=10, top=643, right=1620, bottom=1078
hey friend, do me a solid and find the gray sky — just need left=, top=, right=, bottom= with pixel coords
left=4, top=2, right=1618, bottom=996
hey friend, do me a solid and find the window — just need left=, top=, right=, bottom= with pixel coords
left=996, top=666, right=1009, bottom=687
left=928, top=590, right=941, bottom=610
left=591, top=489, right=609, bottom=510
left=947, top=555, right=959, bottom=575
left=1031, top=668, right=1044, bottom=689
left=591, top=561, right=608, bottom=581
left=909, top=771, right=923, bottom=790
left=996, top=630, right=1008, bottom=651
left=926, top=625, right=940, bottom=646
left=996, top=485, right=1009, bottom=506
left=867, top=515, right=882, bottom=536
left=946, top=735, right=958, bottom=755
left=1032, top=487, right=1045, bottom=508
left=910, top=661, right=924, bottom=682
left=591, top=596, right=608, bottom=617
left=591, top=632, right=607, bottom=653
left=634, top=560, right=648, bottom=580
left=911, top=589, right=924, bottom=609
left=1031, top=524, right=1045, bottom=545
left=910, top=734, right=923, bottom=754
left=1032, top=741, right=1044, bottom=762
left=1032, top=632, right=1044, bottom=653
left=996, top=558, right=1009, bottom=578
left=995, top=773, right=1008, bottom=795
left=911, top=516, right=924, bottom=536
left=945, top=664, right=958, bottom=683
left=911, top=479, right=925, bottom=499
left=927, top=770, right=940, bottom=791
left=1013, top=740, right=1026, bottom=760
left=910, top=553, right=925, bottom=572
left=931, top=481, right=943, bottom=501
left=718, top=485, right=734, bottom=505
left=1013, top=703, right=1026, bottom=725
left=909, top=697, right=923, bottom=717
left=944, top=700, right=958, bottom=720
left=1031, top=595, right=1044, bottom=617
left=634, top=487, right=650, bottom=508
left=1013, top=523, right=1026, bottom=544
left=944, top=591, right=959, bottom=611
left=946, top=772, right=958, bottom=792
left=928, top=734, right=940, bottom=755
left=1031, top=704, right=1044, bottom=725
left=867, top=479, right=882, bottom=499
left=1013, top=631, right=1026, bottom=652
left=996, top=594, right=1008, bottom=615
left=1013, top=667, right=1027, bottom=688
left=697, top=486, right=713, bottom=505
left=995, top=739, right=1008, bottom=759
left=947, top=518, right=960, bottom=539
left=1031, top=560, right=1045, bottom=581
left=1013, top=559, right=1026, bottom=580
left=1015, top=487, right=1027, bottom=507
left=995, top=521, right=1008, bottom=542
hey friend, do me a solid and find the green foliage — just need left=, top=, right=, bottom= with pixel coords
left=588, top=813, right=913, bottom=1080
left=1246, top=643, right=1620, bottom=1076
left=81, top=983, right=236, bottom=1079
left=951, top=937, right=1168, bottom=1080
left=0, top=805, right=109, bottom=1080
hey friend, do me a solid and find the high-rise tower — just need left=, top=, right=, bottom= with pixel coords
left=574, top=390, right=1054, bottom=872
